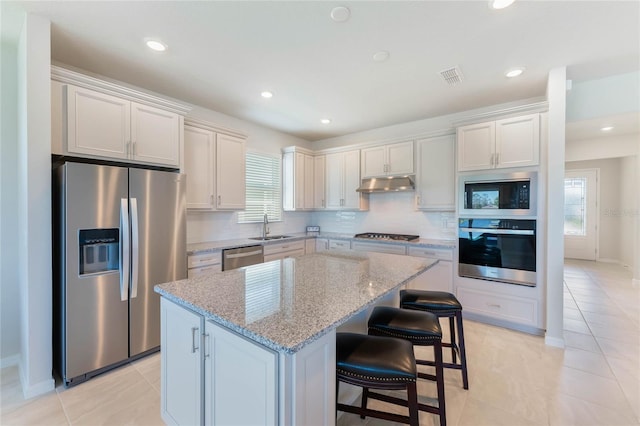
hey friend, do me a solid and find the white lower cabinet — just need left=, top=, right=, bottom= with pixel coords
left=305, top=238, right=316, bottom=254
left=187, top=251, right=222, bottom=278
left=406, top=247, right=454, bottom=292
left=316, top=238, right=329, bottom=252
left=456, top=287, right=538, bottom=327
left=161, top=298, right=203, bottom=426
left=204, top=320, right=277, bottom=426
left=263, top=240, right=305, bottom=263
left=328, top=239, right=351, bottom=250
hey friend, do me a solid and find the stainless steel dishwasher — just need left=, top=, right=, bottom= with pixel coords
left=222, top=245, right=264, bottom=271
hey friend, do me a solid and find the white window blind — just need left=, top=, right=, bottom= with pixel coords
left=238, top=152, right=283, bottom=223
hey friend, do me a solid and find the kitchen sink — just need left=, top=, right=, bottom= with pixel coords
left=249, top=235, right=293, bottom=241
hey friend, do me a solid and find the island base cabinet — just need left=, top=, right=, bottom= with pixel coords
left=161, top=298, right=203, bottom=426
left=205, top=321, right=277, bottom=426
left=280, top=330, right=336, bottom=426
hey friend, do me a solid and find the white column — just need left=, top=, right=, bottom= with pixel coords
left=544, top=67, right=567, bottom=348
left=17, top=13, right=54, bottom=397
left=634, top=151, right=640, bottom=287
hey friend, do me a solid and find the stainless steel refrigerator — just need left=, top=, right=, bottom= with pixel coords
left=53, top=161, right=186, bottom=387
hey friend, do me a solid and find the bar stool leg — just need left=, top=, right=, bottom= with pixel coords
left=406, top=381, right=420, bottom=426
left=434, top=339, right=447, bottom=426
left=360, top=387, right=369, bottom=419
left=448, top=316, right=457, bottom=364
left=456, top=311, right=469, bottom=390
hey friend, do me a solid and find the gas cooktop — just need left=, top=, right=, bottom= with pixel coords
left=354, top=233, right=420, bottom=241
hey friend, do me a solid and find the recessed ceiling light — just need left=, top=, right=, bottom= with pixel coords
left=505, top=67, right=525, bottom=78
left=490, top=0, right=516, bottom=9
left=373, top=51, right=390, bottom=62
left=320, top=118, right=331, bottom=124
left=145, top=39, right=167, bottom=52
left=330, top=6, right=350, bottom=22
left=600, top=126, right=614, bottom=131
left=261, top=91, right=273, bottom=99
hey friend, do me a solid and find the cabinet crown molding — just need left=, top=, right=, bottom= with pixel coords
left=51, top=65, right=192, bottom=116
left=184, top=118, right=247, bottom=139
left=452, top=101, right=548, bottom=128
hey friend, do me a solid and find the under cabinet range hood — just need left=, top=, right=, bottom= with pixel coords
left=356, top=175, right=416, bottom=193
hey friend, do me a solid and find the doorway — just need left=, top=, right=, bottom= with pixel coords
left=564, top=169, right=598, bottom=260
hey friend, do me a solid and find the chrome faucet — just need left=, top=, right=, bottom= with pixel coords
left=262, top=214, right=270, bottom=239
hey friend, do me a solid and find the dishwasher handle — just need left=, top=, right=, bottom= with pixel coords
left=224, top=249, right=263, bottom=259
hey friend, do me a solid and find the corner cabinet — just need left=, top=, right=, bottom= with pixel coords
left=51, top=66, right=189, bottom=168
left=457, top=113, right=540, bottom=171
left=361, top=141, right=414, bottom=178
left=415, top=135, right=455, bottom=211
left=325, top=150, right=369, bottom=210
left=183, top=120, right=246, bottom=211
left=283, top=148, right=315, bottom=211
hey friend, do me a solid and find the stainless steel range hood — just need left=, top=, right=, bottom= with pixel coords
left=356, top=175, right=415, bottom=193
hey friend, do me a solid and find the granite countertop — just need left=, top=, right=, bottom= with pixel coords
left=187, top=232, right=455, bottom=255
left=155, top=251, right=438, bottom=354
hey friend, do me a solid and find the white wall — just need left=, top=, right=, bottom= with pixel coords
left=566, top=133, right=638, bottom=162
left=566, top=71, right=640, bottom=121
left=544, top=67, right=567, bottom=348
left=618, top=156, right=638, bottom=270
left=311, top=192, right=456, bottom=240
left=17, top=13, right=55, bottom=397
left=0, top=16, right=21, bottom=366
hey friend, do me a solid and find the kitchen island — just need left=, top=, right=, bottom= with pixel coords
left=155, top=250, right=437, bottom=426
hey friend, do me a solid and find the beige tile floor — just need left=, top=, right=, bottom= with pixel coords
left=2, top=260, right=639, bottom=426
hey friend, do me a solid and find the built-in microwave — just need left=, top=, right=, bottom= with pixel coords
left=459, top=171, right=537, bottom=217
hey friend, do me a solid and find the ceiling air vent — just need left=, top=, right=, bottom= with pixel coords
left=439, top=66, right=464, bottom=86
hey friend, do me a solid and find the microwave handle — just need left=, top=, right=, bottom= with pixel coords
left=459, top=227, right=534, bottom=235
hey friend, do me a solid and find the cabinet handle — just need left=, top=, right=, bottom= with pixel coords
left=132, top=142, right=136, bottom=156
left=194, top=257, right=216, bottom=263
left=416, top=195, right=421, bottom=206
left=210, top=195, right=214, bottom=205
left=489, top=153, right=494, bottom=167
left=203, top=333, right=210, bottom=359
left=495, top=153, right=500, bottom=165
left=486, top=303, right=501, bottom=308
left=218, top=195, right=221, bottom=206
left=322, top=199, right=325, bottom=208
left=191, top=327, right=199, bottom=353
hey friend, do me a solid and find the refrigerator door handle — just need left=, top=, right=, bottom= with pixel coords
left=130, top=197, right=140, bottom=299
left=120, top=198, right=130, bottom=302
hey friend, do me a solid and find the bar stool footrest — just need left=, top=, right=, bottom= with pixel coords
left=366, top=390, right=443, bottom=416
left=337, top=402, right=411, bottom=424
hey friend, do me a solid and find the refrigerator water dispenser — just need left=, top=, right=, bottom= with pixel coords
left=79, top=229, right=119, bottom=275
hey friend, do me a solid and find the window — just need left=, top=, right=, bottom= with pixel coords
left=564, top=177, right=586, bottom=235
left=238, top=151, right=282, bottom=223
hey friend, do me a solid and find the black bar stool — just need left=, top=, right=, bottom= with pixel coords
left=336, top=332, right=419, bottom=426
left=368, top=306, right=446, bottom=426
left=400, top=289, right=469, bottom=389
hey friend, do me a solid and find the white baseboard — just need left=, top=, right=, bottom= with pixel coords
left=0, top=354, right=20, bottom=369
left=19, top=362, right=55, bottom=399
left=544, top=335, right=565, bottom=348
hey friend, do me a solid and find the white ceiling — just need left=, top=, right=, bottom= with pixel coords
left=3, top=1, right=639, bottom=141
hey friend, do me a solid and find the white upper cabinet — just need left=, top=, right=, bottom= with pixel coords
left=66, top=85, right=131, bottom=161
left=361, top=141, right=414, bottom=177
left=457, top=113, right=539, bottom=171
left=326, top=149, right=368, bottom=210
left=415, top=135, right=455, bottom=211
left=131, top=102, right=180, bottom=166
left=283, top=149, right=315, bottom=211
left=52, top=67, right=189, bottom=167
left=183, top=121, right=246, bottom=211
left=215, top=133, right=246, bottom=210
left=313, top=155, right=326, bottom=209
left=184, top=125, right=215, bottom=209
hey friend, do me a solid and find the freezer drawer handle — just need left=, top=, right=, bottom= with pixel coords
left=119, top=199, right=130, bottom=302
left=191, top=327, right=199, bottom=353
left=130, top=198, right=140, bottom=299
left=225, top=249, right=263, bottom=259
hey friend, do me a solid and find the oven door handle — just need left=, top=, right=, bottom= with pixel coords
left=459, top=228, right=534, bottom=235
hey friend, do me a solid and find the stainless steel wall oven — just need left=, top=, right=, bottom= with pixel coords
left=458, top=218, right=536, bottom=286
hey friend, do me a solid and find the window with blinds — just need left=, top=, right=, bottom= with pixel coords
left=238, top=151, right=283, bottom=223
